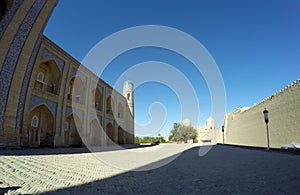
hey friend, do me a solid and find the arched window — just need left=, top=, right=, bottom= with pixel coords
left=106, top=96, right=113, bottom=114
left=118, top=102, right=123, bottom=118
left=127, top=93, right=130, bottom=100
left=37, top=72, right=45, bottom=82
left=31, top=115, right=39, bottom=127
left=64, top=121, right=69, bottom=131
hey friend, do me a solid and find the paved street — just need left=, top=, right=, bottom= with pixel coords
left=0, top=144, right=300, bottom=194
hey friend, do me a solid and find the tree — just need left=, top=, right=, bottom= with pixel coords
left=171, top=124, right=196, bottom=143
left=168, top=123, right=181, bottom=141
left=134, top=136, right=142, bottom=144
left=134, top=136, right=166, bottom=144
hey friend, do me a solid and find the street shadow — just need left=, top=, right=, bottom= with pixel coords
left=43, top=145, right=300, bottom=194
left=0, top=186, right=21, bottom=194
left=0, top=144, right=157, bottom=156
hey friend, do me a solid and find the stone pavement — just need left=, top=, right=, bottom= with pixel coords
left=0, top=144, right=300, bottom=194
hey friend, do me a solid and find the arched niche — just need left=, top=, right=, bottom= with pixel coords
left=29, top=104, right=54, bottom=147
left=34, top=60, right=61, bottom=95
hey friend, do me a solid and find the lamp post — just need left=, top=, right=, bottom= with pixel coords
left=221, top=125, right=225, bottom=144
left=263, top=109, right=270, bottom=151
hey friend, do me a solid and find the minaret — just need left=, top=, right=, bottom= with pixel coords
left=123, top=80, right=134, bottom=117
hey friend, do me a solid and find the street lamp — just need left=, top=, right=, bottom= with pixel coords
left=263, top=108, right=270, bottom=151
left=221, top=125, right=225, bottom=144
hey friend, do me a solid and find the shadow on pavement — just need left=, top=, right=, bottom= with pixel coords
left=0, top=186, right=21, bottom=194
left=45, top=145, right=300, bottom=194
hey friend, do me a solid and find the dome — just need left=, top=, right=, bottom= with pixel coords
left=124, top=80, right=133, bottom=85
left=206, top=117, right=215, bottom=128
left=182, top=118, right=191, bottom=127
left=206, top=117, right=215, bottom=122
left=123, top=80, right=134, bottom=91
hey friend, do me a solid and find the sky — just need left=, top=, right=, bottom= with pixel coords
left=44, top=0, right=300, bottom=138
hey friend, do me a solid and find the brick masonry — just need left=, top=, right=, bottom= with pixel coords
left=224, top=80, right=300, bottom=149
left=0, top=0, right=47, bottom=131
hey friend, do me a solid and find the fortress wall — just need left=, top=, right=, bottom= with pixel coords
left=225, top=80, right=300, bottom=149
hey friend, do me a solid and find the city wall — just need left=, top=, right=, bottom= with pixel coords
left=224, top=80, right=300, bottom=149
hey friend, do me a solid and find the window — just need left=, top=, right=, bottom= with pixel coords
left=127, top=93, right=130, bottom=100
left=75, top=95, right=81, bottom=103
left=37, top=72, right=44, bottom=82
left=31, top=115, right=39, bottom=127
left=64, top=122, right=69, bottom=131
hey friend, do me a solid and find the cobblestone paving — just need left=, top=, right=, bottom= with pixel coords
left=0, top=151, right=124, bottom=194
left=0, top=144, right=300, bottom=194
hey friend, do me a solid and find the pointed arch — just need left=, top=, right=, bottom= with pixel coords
left=106, top=122, right=114, bottom=144
left=29, top=104, right=54, bottom=147
left=65, top=113, right=82, bottom=146
left=89, top=119, right=102, bottom=146
left=106, top=95, right=114, bottom=115
left=68, top=76, right=85, bottom=104
left=91, top=87, right=103, bottom=111
left=34, top=59, right=61, bottom=95
left=31, top=115, right=39, bottom=128
left=118, top=126, right=124, bottom=144
left=117, top=102, right=123, bottom=119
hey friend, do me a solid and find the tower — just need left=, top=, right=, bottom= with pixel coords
left=206, top=117, right=215, bottom=129
left=123, top=80, right=134, bottom=117
left=206, top=117, right=216, bottom=144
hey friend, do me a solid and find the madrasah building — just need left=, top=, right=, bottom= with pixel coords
left=1, top=1, right=299, bottom=149
left=0, top=1, right=134, bottom=148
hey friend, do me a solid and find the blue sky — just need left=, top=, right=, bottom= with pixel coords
left=44, top=0, right=300, bottom=137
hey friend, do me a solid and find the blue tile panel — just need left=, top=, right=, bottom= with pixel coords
left=40, top=49, right=64, bottom=72
left=29, top=95, right=57, bottom=116
left=0, top=0, right=47, bottom=131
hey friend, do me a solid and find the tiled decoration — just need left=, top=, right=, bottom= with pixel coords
left=40, top=49, right=64, bottom=72
left=65, top=106, right=73, bottom=118
left=0, top=0, right=47, bottom=131
left=29, top=95, right=57, bottom=116
left=106, top=118, right=115, bottom=127
left=0, top=0, right=23, bottom=37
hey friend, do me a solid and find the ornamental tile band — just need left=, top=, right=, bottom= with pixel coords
left=0, top=0, right=47, bottom=131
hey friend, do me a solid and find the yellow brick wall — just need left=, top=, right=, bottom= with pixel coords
left=224, top=80, right=300, bottom=149
left=0, top=1, right=57, bottom=147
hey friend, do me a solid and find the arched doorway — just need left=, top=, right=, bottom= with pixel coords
left=66, top=114, right=83, bottom=147
left=34, top=60, right=61, bottom=95
left=106, top=122, right=114, bottom=145
left=90, top=88, right=103, bottom=111
left=68, top=76, right=85, bottom=104
left=117, top=102, right=123, bottom=119
left=106, top=96, right=114, bottom=115
left=89, top=119, right=101, bottom=146
left=29, top=104, right=54, bottom=147
left=118, top=126, right=124, bottom=144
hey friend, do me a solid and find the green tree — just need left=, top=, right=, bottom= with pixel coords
left=134, top=136, right=166, bottom=144
left=171, top=124, right=196, bottom=143
left=168, top=123, right=181, bottom=141
left=134, top=136, right=142, bottom=144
